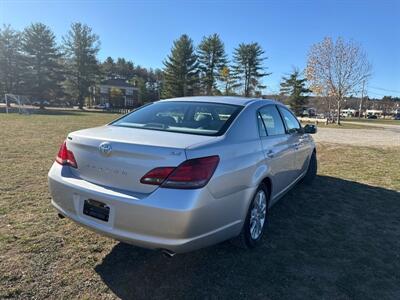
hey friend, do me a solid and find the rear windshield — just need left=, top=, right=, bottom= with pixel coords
left=111, top=101, right=243, bottom=136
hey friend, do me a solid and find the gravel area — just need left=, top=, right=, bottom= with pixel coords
left=313, top=127, right=400, bottom=148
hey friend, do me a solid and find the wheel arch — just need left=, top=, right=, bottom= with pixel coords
left=261, top=177, right=272, bottom=204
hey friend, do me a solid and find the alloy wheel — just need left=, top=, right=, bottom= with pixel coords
left=249, top=190, right=267, bottom=240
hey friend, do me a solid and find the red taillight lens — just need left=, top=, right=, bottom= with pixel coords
left=140, top=155, right=219, bottom=189
left=140, top=167, right=175, bottom=185
left=55, top=140, right=78, bottom=168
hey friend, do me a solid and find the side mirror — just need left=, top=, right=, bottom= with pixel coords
left=303, top=124, right=317, bottom=134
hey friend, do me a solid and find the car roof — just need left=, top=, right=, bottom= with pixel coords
left=159, top=96, right=278, bottom=107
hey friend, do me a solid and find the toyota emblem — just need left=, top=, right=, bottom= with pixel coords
left=99, top=142, right=112, bottom=156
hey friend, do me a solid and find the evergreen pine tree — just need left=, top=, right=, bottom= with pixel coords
left=162, top=34, right=199, bottom=98
left=197, top=33, right=227, bottom=95
left=62, top=22, right=100, bottom=108
left=232, top=43, right=269, bottom=97
left=101, top=57, right=116, bottom=78
left=116, top=58, right=134, bottom=79
left=22, top=23, right=64, bottom=107
left=0, top=25, right=25, bottom=96
left=280, top=69, right=311, bottom=115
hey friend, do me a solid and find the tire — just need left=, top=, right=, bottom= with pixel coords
left=302, top=150, right=317, bottom=185
left=231, top=183, right=269, bottom=249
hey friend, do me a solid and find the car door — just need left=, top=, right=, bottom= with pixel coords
left=277, top=106, right=311, bottom=179
left=258, top=105, right=295, bottom=200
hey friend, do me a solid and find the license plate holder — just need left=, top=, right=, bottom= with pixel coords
left=83, top=199, right=110, bottom=222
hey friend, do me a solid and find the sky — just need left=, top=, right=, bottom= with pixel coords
left=1, top=0, right=399, bottom=98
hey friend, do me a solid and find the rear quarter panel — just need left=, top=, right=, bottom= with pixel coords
left=185, top=103, right=267, bottom=222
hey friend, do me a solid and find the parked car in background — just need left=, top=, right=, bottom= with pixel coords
left=367, top=115, right=378, bottom=119
left=48, top=97, right=317, bottom=255
left=32, top=100, right=50, bottom=106
left=49, top=100, right=71, bottom=107
left=94, top=103, right=111, bottom=110
left=94, top=103, right=107, bottom=109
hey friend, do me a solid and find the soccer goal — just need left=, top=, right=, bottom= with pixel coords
left=4, top=94, right=31, bottom=114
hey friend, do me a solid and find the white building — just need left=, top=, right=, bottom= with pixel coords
left=366, top=109, right=383, bottom=116
left=341, top=108, right=357, bottom=117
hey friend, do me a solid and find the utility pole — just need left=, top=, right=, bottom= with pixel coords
left=5, top=94, right=8, bottom=114
left=359, top=80, right=365, bottom=119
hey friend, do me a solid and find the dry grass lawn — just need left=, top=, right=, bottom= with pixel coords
left=1, top=110, right=399, bottom=299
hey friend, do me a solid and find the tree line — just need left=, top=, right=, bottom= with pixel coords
left=0, top=23, right=167, bottom=108
left=0, top=23, right=101, bottom=108
left=162, top=33, right=269, bottom=98
left=0, top=23, right=272, bottom=108
left=2, top=22, right=385, bottom=123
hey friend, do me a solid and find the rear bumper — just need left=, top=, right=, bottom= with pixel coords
left=48, top=163, right=248, bottom=253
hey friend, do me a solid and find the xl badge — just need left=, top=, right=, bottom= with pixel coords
left=99, top=142, right=112, bottom=156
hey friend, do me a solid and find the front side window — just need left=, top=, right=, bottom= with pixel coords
left=257, top=113, right=267, bottom=137
left=278, top=106, right=301, bottom=133
left=258, top=105, right=286, bottom=136
left=111, top=101, right=243, bottom=136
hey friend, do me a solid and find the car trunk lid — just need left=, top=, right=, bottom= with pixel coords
left=67, top=125, right=217, bottom=194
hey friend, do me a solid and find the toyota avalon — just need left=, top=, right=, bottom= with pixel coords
left=48, top=96, right=317, bottom=255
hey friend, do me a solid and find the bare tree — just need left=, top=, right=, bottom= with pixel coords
left=306, top=37, right=371, bottom=125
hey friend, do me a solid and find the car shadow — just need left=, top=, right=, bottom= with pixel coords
left=94, top=175, right=400, bottom=299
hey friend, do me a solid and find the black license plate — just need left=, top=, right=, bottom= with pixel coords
left=83, top=199, right=110, bottom=222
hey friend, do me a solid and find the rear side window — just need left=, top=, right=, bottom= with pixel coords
left=258, top=105, right=286, bottom=136
left=278, top=107, right=301, bottom=133
left=111, top=101, right=243, bottom=136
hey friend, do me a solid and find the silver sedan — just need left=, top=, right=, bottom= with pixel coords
left=48, top=97, right=317, bottom=255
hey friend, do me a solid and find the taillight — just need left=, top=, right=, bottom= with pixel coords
left=140, top=155, right=220, bottom=189
left=55, top=140, right=78, bottom=168
left=140, top=167, right=175, bottom=185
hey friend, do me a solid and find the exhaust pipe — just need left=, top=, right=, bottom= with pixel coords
left=58, top=213, right=65, bottom=219
left=161, top=249, right=176, bottom=258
